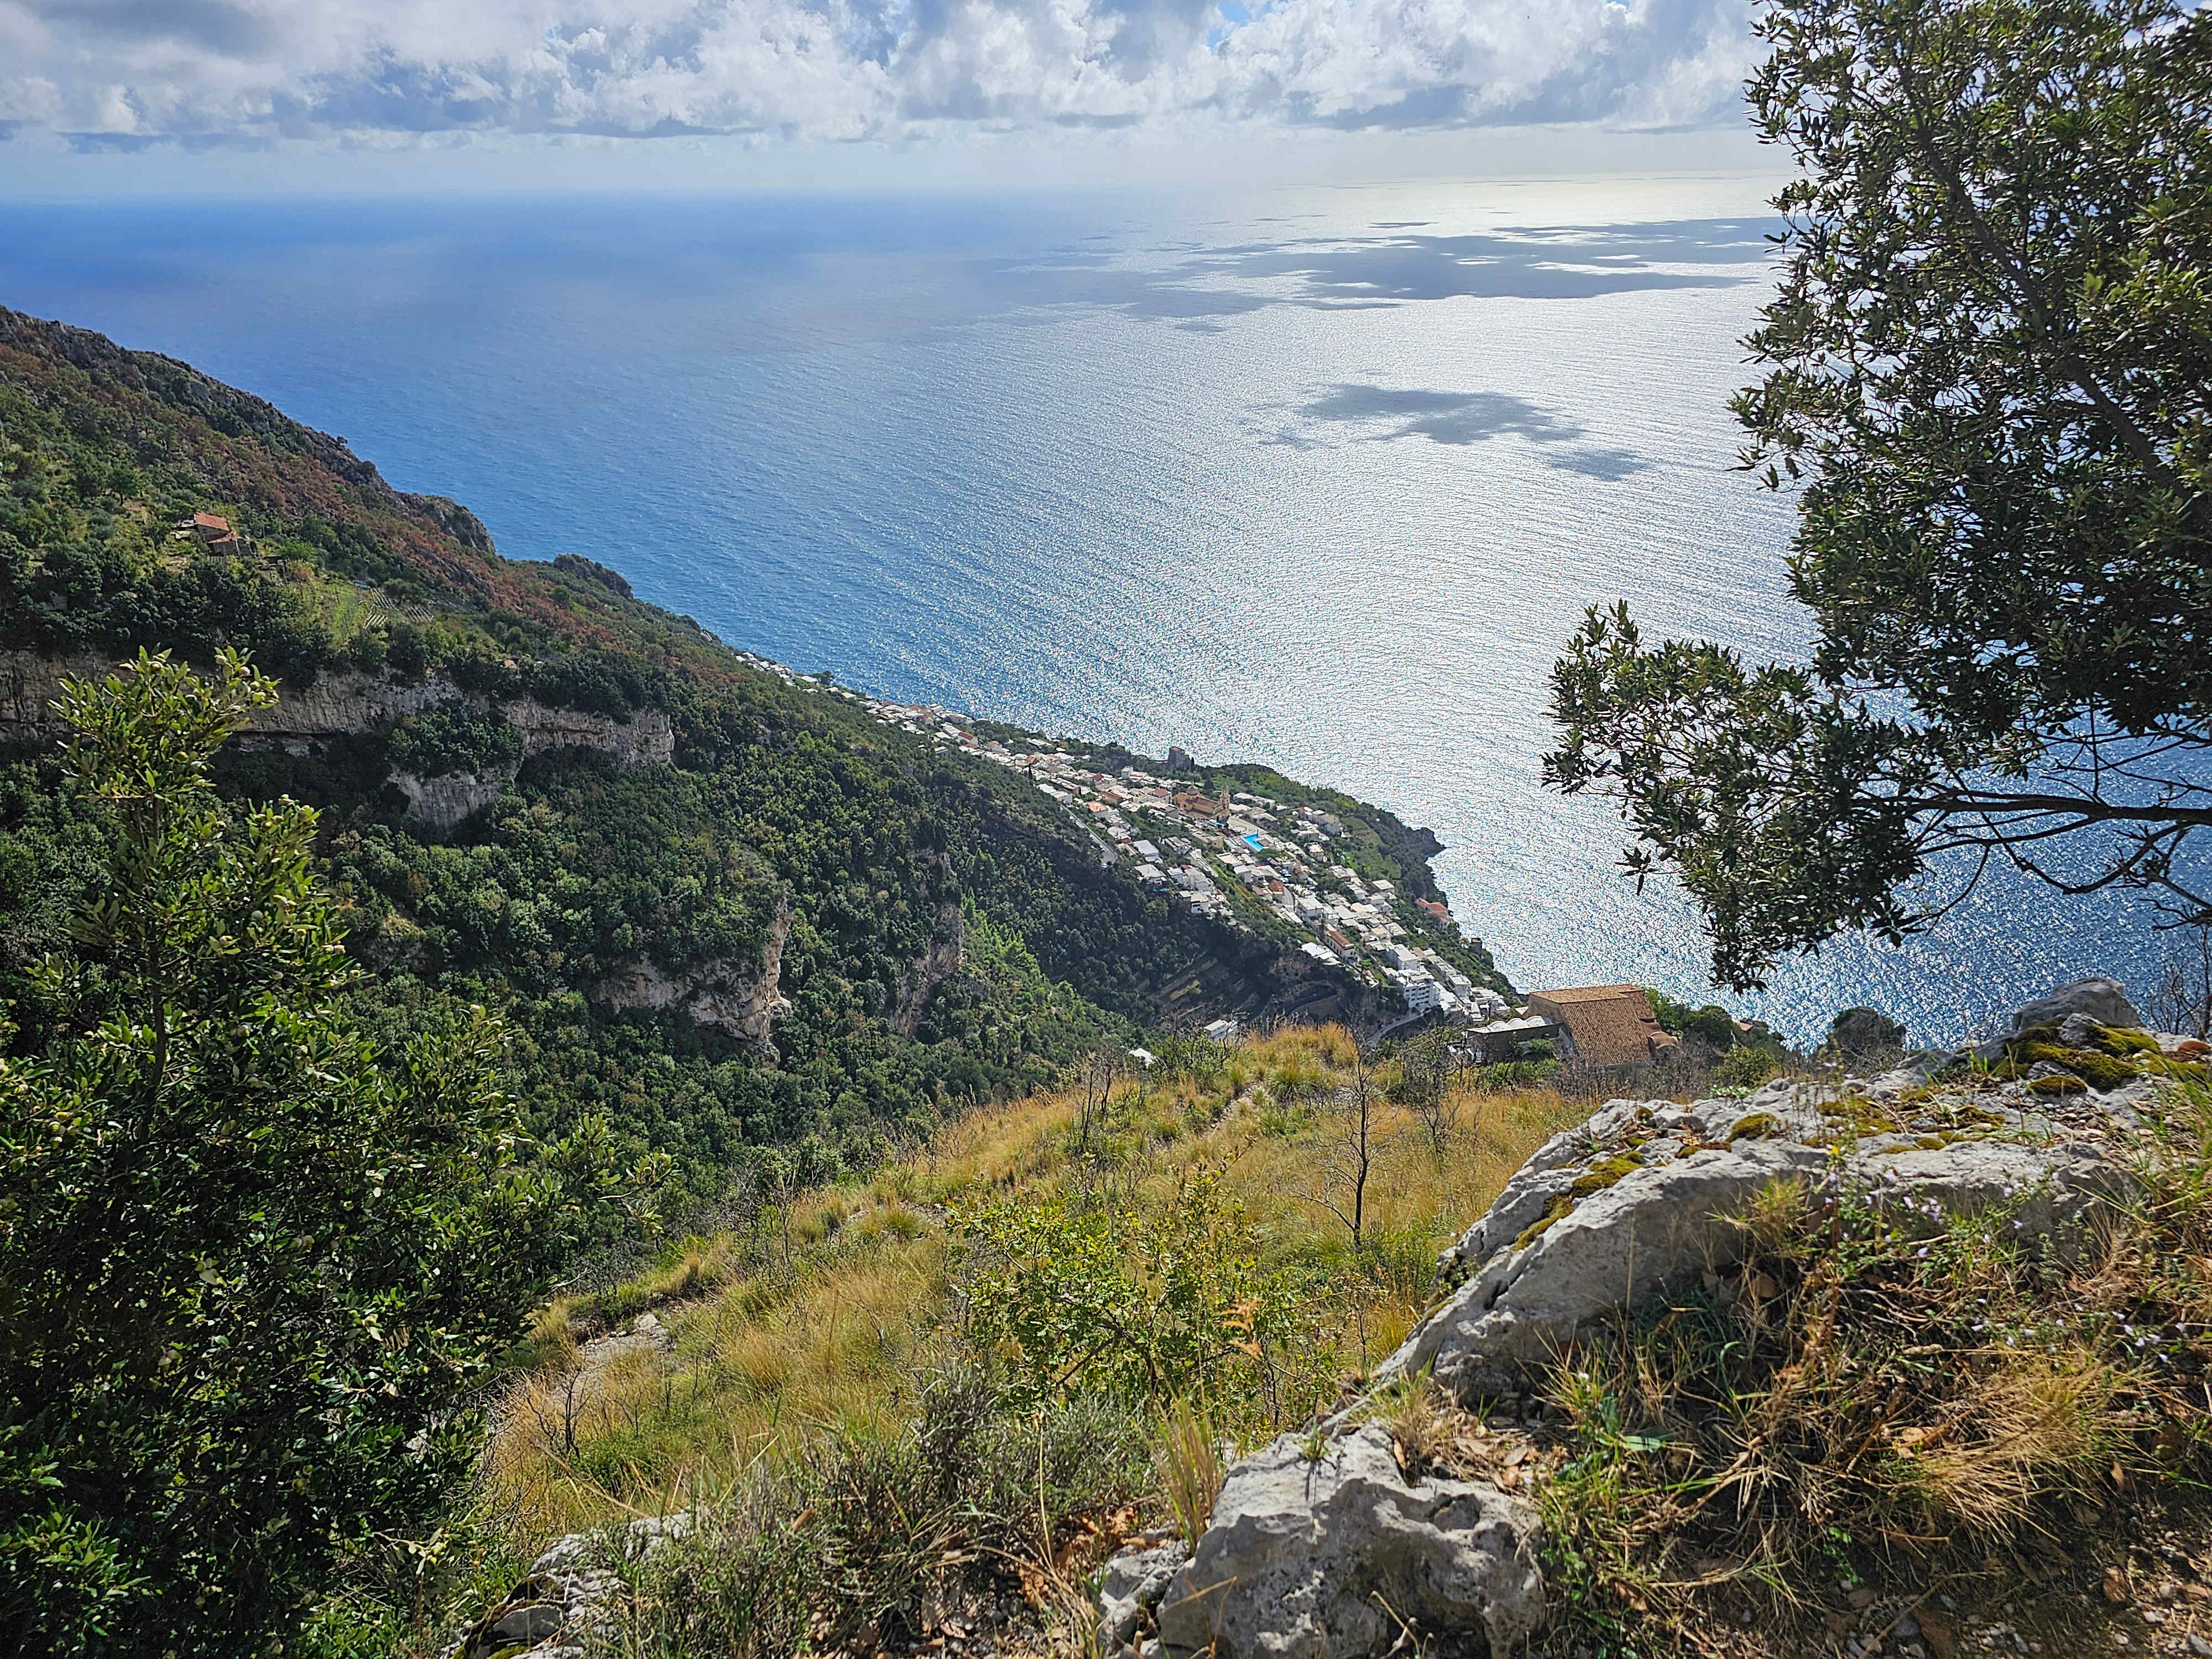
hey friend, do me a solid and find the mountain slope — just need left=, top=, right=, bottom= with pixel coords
left=0, top=305, right=1502, bottom=1209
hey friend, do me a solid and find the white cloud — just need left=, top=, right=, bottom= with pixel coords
left=0, top=0, right=1756, bottom=144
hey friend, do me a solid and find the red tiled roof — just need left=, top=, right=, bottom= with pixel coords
left=1526, top=984, right=1682, bottom=1068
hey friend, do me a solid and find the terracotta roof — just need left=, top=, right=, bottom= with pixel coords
left=192, top=512, right=230, bottom=531
left=1526, top=984, right=1682, bottom=1068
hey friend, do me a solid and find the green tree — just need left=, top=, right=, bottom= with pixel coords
left=0, top=651, right=624, bottom=1657
left=1547, top=0, right=2212, bottom=990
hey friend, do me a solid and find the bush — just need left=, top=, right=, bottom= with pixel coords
left=624, top=1370, right=1151, bottom=1659
left=952, top=1164, right=1335, bottom=1437
left=0, top=653, right=625, bottom=1657
left=386, top=706, right=524, bottom=778
left=1709, top=1044, right=1780, bottom=1090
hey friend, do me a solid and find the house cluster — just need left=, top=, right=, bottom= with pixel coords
left=820, top=690, right=1519, bottom=1019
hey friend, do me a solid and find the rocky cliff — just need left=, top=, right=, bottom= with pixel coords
left=0, top=650, right=673, bottom=773
left=593, top=906, right=794, bottom=1063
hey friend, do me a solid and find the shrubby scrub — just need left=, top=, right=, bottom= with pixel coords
left=0, top=653, right=633, bottom=1657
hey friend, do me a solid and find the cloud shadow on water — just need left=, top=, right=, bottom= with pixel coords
left=987, top=217, right=1777, bottom=326
left=1288, top=384, right=1654, bottom=478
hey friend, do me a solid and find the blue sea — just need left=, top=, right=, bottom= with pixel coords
left=2, top=179, right=2189, bottom=1044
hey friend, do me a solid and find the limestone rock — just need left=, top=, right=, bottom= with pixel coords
left=394, top=768, right=513, bottom=831
left=1148, top=1426, right=1542, bottom=1659
left=488, top=1603, right=565, bottom=1645
left=1381, top=1076, right=2125, bottom=1403
left=443, top=1512, right=694, bottom=1659
left=1829, top=1006, right=1906, bottom=1056
left=1097, top=1539, right=1189, bottom=1652
left=2007, top=976, right=2144, bottom=1036
left=891, top=896, right=966, bottom=1037
left=594, top=906, right=792, bottom=1060
left=0, top=650, right=675, bottom=771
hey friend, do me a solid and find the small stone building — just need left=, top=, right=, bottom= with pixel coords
left=187, top=511, right=239, bottom=547
left=1526, top=984, right=1682, bottom=1068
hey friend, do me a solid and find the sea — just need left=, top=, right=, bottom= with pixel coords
left=2, top=177, right=2192, bottom=1044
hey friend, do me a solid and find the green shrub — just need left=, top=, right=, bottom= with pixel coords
left=0, top=653, right=627, bottom=1658
left=386, top=706, right=524, bottom=778
left=1710, top=1044, right=1781, bottom=1090
left=952, top=1165, right=1335, bottom=1436
left=624, top=1371, right=1150, bottom=1659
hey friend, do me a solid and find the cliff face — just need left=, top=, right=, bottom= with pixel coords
left=1155, top=922, right=1390, bottom=1030
left=593, top=905, right=794, bottom=1063
left=893, top=898, right=968, bottom=1038
left=392, top=770, right=510, bottom=831
left=0, top=651, right=673, bottom=771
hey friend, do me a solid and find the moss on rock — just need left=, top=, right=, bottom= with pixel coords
left=1514, top=1195, right=1574, bottom=1250
left=1569, top=1154, right=1645, bottom=1198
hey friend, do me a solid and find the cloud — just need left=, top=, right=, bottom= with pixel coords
left=0, top=0, right=1757, bottom=145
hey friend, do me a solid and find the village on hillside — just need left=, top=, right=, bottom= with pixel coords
left=730, top=664, right=1691, bottom=1070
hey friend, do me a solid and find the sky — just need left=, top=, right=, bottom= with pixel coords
left=0, top=0, right=1775, bottom=191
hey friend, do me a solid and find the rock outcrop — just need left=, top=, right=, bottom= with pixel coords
left=892, top=898, right=967, bottom=1037
left=1100, top=981, right=2210, bottom=1659
left=1378, top=1073, right=2122, bottom=1403
left=1141, top=1427, right=1543, bottom=1659
left=1828, top=1004, right=1906, bottom=1056
left=0, top=650, right=674, bottom=771
left=393, top=769, right=513, bottom=831
left=2001, top=974, right=2144, bottom=1042
left=442, top=1512, right=692, bottom=1659
left=594, top=906, right=792, bottom=1061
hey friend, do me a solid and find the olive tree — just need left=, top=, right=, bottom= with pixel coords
left=1547, top=0, right=2212, bottom=989
left=0, top=651, right=624, bottom=1656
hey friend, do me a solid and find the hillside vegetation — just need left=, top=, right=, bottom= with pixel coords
left=313, top=1025, right=1587, bottom=1657
left=0, top=307, right=1496, bottom=1219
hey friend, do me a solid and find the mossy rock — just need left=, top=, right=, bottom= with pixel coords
left=1569, top=1154, right=1645, bottom=1197
left=1728, top=1112, right=1785, bottom=1142
left=1823, top=1094, right=1905, bottom=1136
left=2096, top=1024, right=2162, bottom=1057
left=2028, top=1073, right=2089, bottom=1097
left=1514, top=1195, right=1573, bottom=1249
left=1917, top=1099, right=2006, bottom=1133
left=2016, top=1041, right=2135, bottom=1092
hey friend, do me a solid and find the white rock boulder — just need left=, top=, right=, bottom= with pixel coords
left=1379, top=1077, right=2127, bottom=1402
left=1150, top=1426, right=1542, bottom=1659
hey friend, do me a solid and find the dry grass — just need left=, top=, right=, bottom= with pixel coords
left=1156, top=1397, right=1225, bottom=1548
left=486, top=1230, right=947, bottom=1540
left=473, top=1025, right=1584, bottom=1547
left=1530, top=1078, right=2212, bottom=1657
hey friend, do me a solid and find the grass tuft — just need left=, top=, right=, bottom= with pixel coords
left=1536, top=1076, right=2212, bottom=1656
